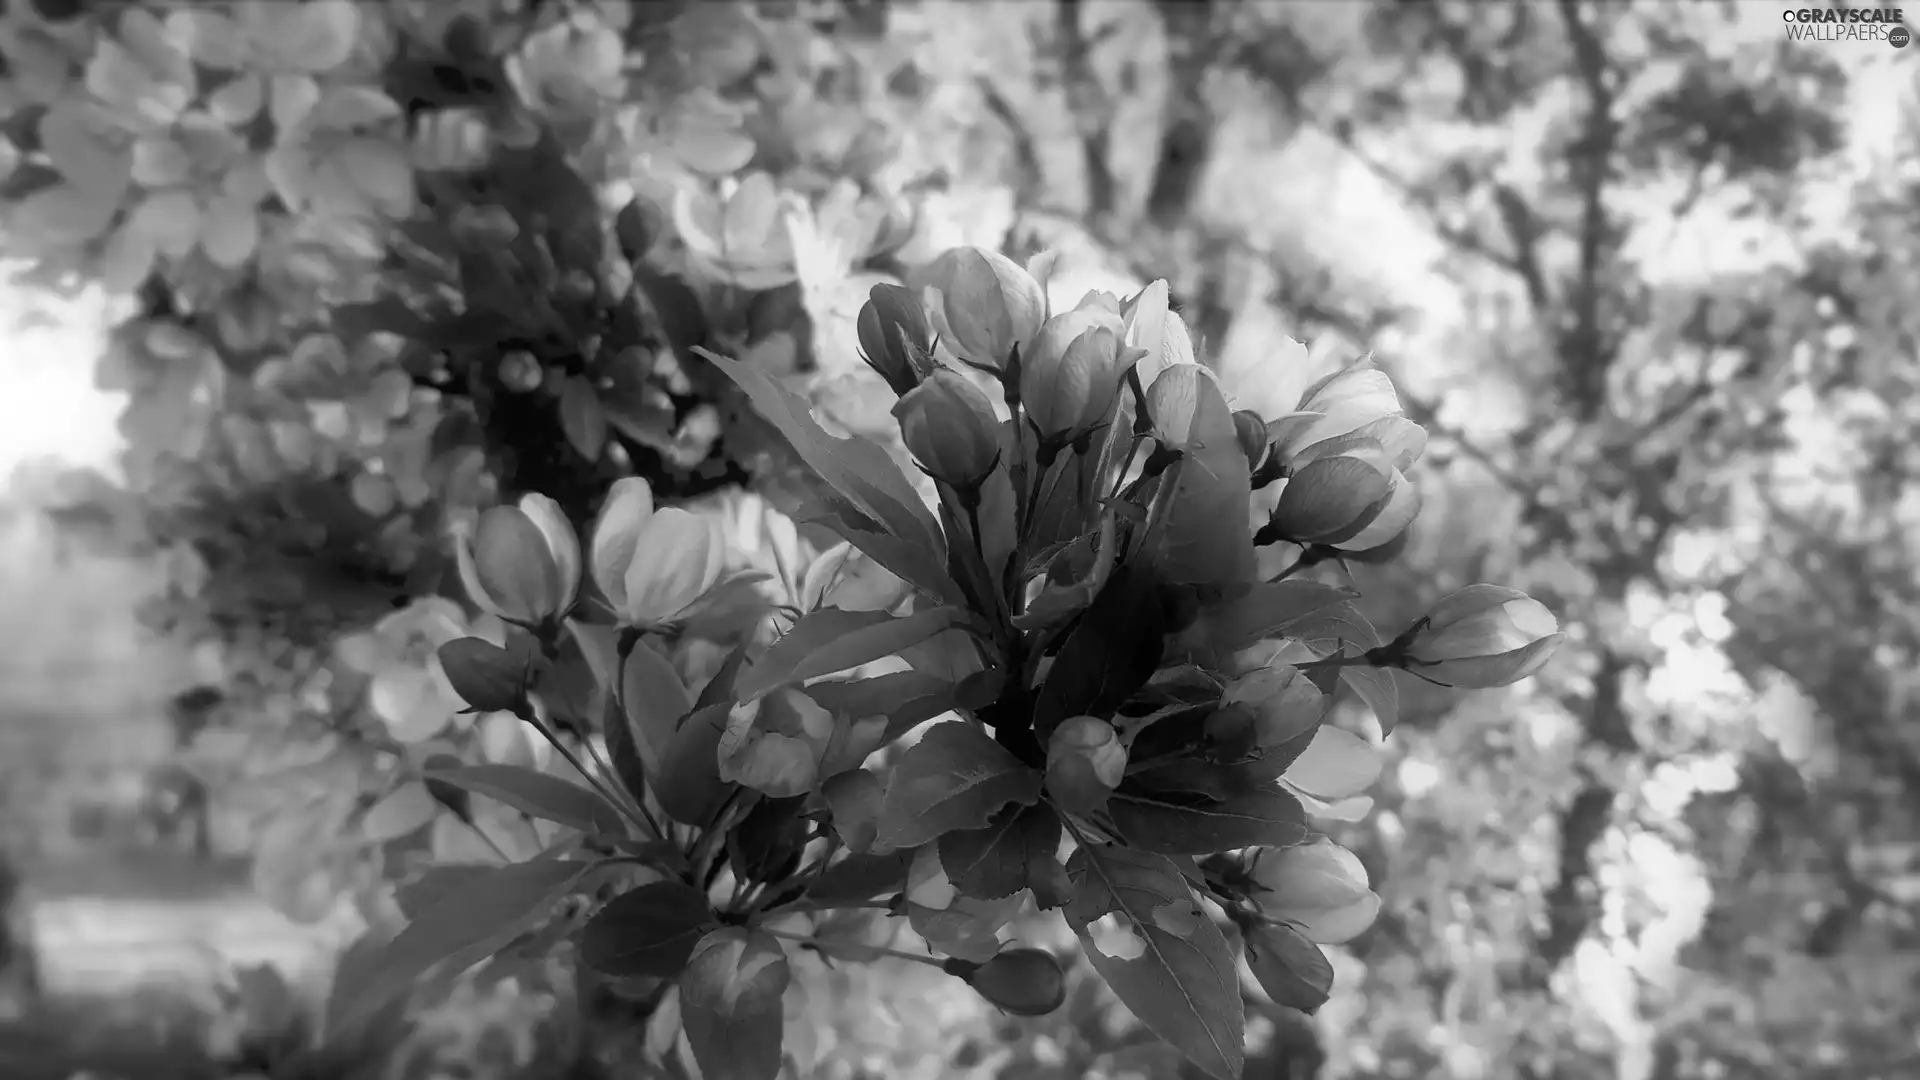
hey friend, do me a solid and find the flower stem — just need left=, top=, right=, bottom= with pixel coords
left=518, top=705, right=657, bottom=840
left=758, top=925, right=946, bottom=968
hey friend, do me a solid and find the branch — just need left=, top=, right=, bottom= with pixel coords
left=1054, top=0, right=1119, bottom=219
left=1554, top=0, right=1623, bottom=418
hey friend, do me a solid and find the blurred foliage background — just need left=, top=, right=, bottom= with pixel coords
left=0, top=1, right=1915, bottom=1079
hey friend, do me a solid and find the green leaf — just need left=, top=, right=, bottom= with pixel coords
left=736, top=605, right=968, bottom=702
left=1032, top=566, right=1167, bottom=739
left=654, top=702, right=737, bottom=827
left=727, top=795, right=810, bottom=883
left=578, top=880, right=717, bottom=978
left=804, top=850, right=911, bottom=905
left=1340, top=664, right=1400, bottom=736
left=1197, top=581, right=1358, bottom=654
left=1065, top=845, right=1244, bottom=1080
left=1106, top=786, right=1309, bottom=855
left=697, top=346, right=944, bottom=568
left=621, top=636, right=694, bottom=774
left=680, top=928, right=791, bottom=1080
left=1244, top=921, right=1334, bottom=1013
left=329, top=857, right=586, bottom=1033
left=559, top=375, right=609, bottom=460
left=1279, top=600, right=1382, bottom=652
left=875, top=721, right=1043, bottom=851
left=1142, top=365, right=1256, bottom=589
left=802, top=670, right=968, bottom=744
left=424, top=763, right=628, bottom=838
left=795, top=495, right=966, bottom=608
left=938, top=802, right=1063, bottom=901
left=393, top=864, right=497, bottom=920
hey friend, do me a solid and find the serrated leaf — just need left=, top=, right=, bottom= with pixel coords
left=1244, top=921, right=1333, bottom=1013
left=621, top=636, right=693, bottom=777
left=698, top=346, right=945, bottom=572
left=578, top=880, right=717, bottom=977
left=358, top=781, right=437, bottom=843
left=1195, top=581, right=1358, bottom=654
left=654, top=702, right=736, bottom=827
left=1142, top=365, right=1256, bottom=589
left=424, top=763, right=628, bottom=837
left=560, top=375, right=609, bottom=461
left=393, top=864, right=498, bottom=920
left=937, top=801, right=1062, bottom=901
left=680, top=928, right=791, bottom=1080
left=1340, top=665, right=1399, bottom=736
left=1106, top=785, right=1309, bottom=856
left=801, top=669, right=964, bottom=745
left=736, top=605, right=967, bottom=702
left=1064, top=846, right=1243, bottom=1080
left=328, top=857, right=585, bottom=1034
left=875, top=721, right=1042, bottom=851
left=1032, top=566, right=1166, bottom=739
left=793, top=496, right=966, bottom=608
left=804, top=850, right=911, bottom=905
left=1279, top=600, right=1381, bottom=652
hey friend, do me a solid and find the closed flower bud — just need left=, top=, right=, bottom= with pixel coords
left=1288, top=364, right=1404, bottom=446
left=1403, top=585, right=1564, bottom=688
left=947, top=947, right=1067, bottom=1017
left=1222, top=665, right=1330, bottom=750
left=921, top=246, right=1046, bottom=374
left=590, top=478, right=726, bottom=628
left=1233, top=409, right=1272, bottom=472
left=1251, top=838, right=1381, bottom=945
left=1020, top=302, right=1136, bottom=448
left=856, top=282, right=932, bottom=397
left=436, top=637, right=526, bottom=714
left=1244, top=922, right=1335, bottom=1014
left=454, top=493, right=583, bottom=625
left=893, top=370, right=1004, bottom=494
left=1045, top=715, right=1126, bottom=813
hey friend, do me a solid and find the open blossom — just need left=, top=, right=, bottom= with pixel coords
left=453, top=493, right=581, bottom=625
left=1404, top=584, right=1565, bottom=688
left=589, top=477, right=726, bottom=628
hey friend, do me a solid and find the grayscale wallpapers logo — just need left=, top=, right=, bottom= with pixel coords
left=1782, top=8, right=1910, bottom=47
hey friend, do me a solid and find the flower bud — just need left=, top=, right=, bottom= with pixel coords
left=921, top=246, right=1046, bottom=374
left=1233, top=409, right=1271, bottom=472
left=892, top=369, right=1004, bottom=494
left=1244, top=922, right=1334, bottom=1013
left=1222, top=665, right=1330, bottom=750
left=436, top=637, right=526, bottom=714
left=1045, top=715, right=1126, bottom=814
left=1020, top=303, right=1134, bottom=447
left=1403, top=585, right=1564, bottom=688
left=1262, top=440, right=1396, bottom=546
left=856, top=282, right=932, bottom=397
left=1251, top=838, right=1381, bottom=945
left=947, top=948, right=1067, bottom=1017
left=590, top=478, right=726, bottom=628
left=1286, top=364, right=1404, bottom=447
left=453, top=494, right=583, bottom=625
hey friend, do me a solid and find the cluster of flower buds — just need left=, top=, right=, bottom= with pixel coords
left=833, top=244, right=1564, bottom=1010
left=422, top=240, right=1568, bottom=1080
